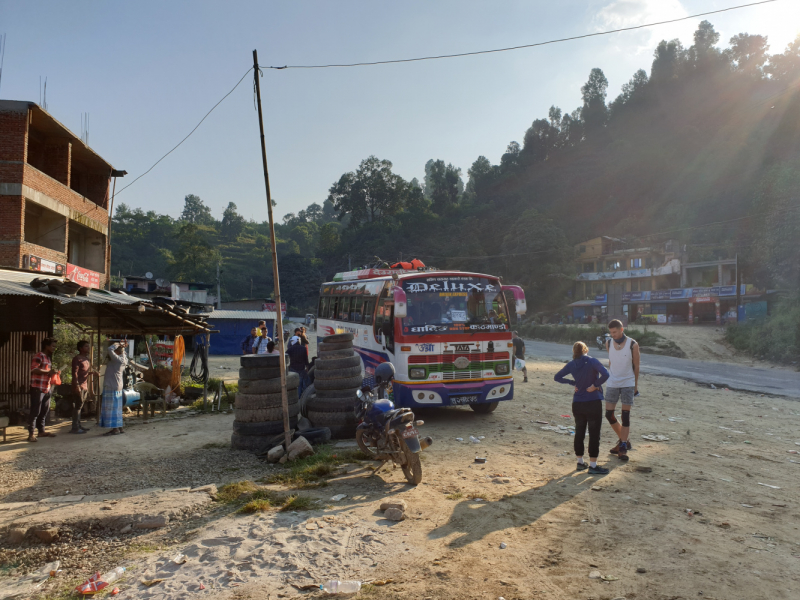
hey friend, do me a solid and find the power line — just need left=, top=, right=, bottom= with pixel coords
left=264, top=0, right=780, bottom=70
left=114, top=66, right=254, bottom=197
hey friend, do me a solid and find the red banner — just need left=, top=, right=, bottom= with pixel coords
left=66, top=264, right=101, bottom=289
left=262, top=301, right=287, bottom=315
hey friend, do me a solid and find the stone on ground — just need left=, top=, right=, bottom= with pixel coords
left=287, top=436, right=314, bottom=461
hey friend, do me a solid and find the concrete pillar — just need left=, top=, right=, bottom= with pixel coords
left=43, top=139, right=71, bottom=187
left=681, top=266, right=687, bottom=287
left=717, top=263, right=723, bottom=286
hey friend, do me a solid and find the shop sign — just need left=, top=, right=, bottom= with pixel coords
left=262, top=301, right=287, bottom=315
left=27, top=254, right=65, bottom=275
left=595, top=294, right=607, bottom=302
left=670, top=288, right=689, bottom=299
left=694, top=296, right=714, bottom=303
left=66, top=264, right=101, bottom=289
left=692, top=287, right=720, bottom=297
left=651, top=290, right=671, bottom=301
left=718, top=285, right=737, bottom=296
left=657, top=314, right=667, bottom=324
left=622, top=291, right=650, bottom=302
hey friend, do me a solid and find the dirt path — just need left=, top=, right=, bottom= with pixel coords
left=3, top=356, right=799, bottom=600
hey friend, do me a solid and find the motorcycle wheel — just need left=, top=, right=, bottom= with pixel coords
left=356, top=428, right=381, bottom=460
left=399, top=437, right=423, bottom=485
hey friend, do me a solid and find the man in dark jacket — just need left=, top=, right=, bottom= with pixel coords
left=286, top=341, right=310, bottom=397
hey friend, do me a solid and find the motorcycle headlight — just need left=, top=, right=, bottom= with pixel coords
left=495, top=363, right=510, bottom=374
left=409, top=368, right=426, bottom=379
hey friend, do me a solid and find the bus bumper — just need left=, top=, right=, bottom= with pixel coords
left=392, top=379, right=514, bottom=408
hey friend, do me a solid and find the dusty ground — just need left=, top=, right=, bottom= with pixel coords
left=2, top=351, right=799, bottom=600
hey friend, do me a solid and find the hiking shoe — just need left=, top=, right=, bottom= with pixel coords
left=523, top=377, right=528, bottom=383
left=576, top=462, right=588, bottom=471
left=617, top=442, right=629, bottom=461
left=68, top=429, right=87, bottom=434
left=27, top=434, right=37, bottom=443
left=610, top=439, right=633, bottom=454
left=588, top=465, right=610, bottom=475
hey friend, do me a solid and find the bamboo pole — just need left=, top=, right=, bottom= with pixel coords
left=253, top=50, right=292, bottom=451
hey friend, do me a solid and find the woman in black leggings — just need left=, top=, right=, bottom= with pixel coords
left=554, top=341, right=611, bottom=474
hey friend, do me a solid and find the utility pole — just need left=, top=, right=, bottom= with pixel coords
left=216, top=261, right=222, bottom=309
left=735, top=253, right=741, bottom=323
left=253, top=50, right=292, bottom=450
left=348, top=255, right=351, bottom=271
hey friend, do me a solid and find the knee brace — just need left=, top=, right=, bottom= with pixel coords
left=621, top=410, right=631, bottom=427
left=605, top=410, right=617, bottom=425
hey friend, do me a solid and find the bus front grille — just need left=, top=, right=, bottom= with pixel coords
left=442, top=370, right=483, bottom=380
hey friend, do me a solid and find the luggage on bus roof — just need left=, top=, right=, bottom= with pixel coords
left=390, top=259, right=425, bottom=270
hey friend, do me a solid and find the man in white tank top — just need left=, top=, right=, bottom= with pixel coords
left=604, top=319, right=640, bottom=461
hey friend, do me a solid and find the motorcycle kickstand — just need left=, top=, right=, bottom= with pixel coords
left=372, top=459, right=390, bottom=475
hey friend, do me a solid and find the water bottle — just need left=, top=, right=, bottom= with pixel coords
left=101, top=567, right=126, bottom=585
left=320, top=580, right=361, bottom=594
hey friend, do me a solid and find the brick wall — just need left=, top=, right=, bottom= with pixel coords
left=43, top=140, right=71, bottom=187
left=0, top=109, right=28, bottom=162
left=0, top=195, right=23, bottom=243
left=22, top=164, right=108, bottom=227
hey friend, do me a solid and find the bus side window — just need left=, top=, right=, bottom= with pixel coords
left=352, top=297, right=363, bottom=323
left=374, top=301, right=384, bottom=342
left=319, top=297, right=329, bottom=319
left=330, top=297, right=339, bottom=320
left=339, top=297, right=351, bottom=321
left=363, top=299, right=374, bottom=325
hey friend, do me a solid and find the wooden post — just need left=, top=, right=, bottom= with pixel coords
left=253, top=50, right=292, bottom=451
left=95, top=320, right=102, bottom=424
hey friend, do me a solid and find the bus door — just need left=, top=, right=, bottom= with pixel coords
left=374, top=297, right=395, bottom=355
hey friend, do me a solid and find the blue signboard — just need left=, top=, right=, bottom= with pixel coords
left=622, top=291, right=650, bottom=302
left=718, top=285, right=736, bottom=296
left=692, top=287, right=720, bottom=297
left=651, top=290, right=671, bottom=301
left=670, top=288, right=689, bottom=299
left=595, top=294, right=607, bottom=303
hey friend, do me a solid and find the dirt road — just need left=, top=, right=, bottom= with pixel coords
left=3, top=355, right=799, bottom=600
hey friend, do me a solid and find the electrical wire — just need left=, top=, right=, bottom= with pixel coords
left=263, top=0, right=780, bottom=69
left=115, top=66, right=254, bottom=197
left=190, top=341, right=209, bottom=385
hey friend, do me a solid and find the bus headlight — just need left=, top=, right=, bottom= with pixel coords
left=409, top=368, right=426, bottom=379
left=495, top=363, right=510, bottom=375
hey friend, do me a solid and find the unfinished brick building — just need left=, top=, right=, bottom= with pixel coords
left=0, top=100, right=122, bottom=289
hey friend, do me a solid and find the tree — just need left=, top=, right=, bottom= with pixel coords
left=500, top=141, right=521, bottom=173
left=169, top=223, right=220, bottom=281
left=328, top=156, right=407, bottom=227
left=522, top=120, right=558, bottom=163
left=305, top=202, right=323, bottom=223
left=464, top=155, right=497, bottom=203
left=221, top=202, right=245, bottom=240
left=180, top=194, right=214, bottom=225
left=580, top=68, right=609, bottom=134
left=425, top=159, right=462, bottom=214
left=651, top=39, right=685, bottom=84
left=317, top=222, right=340, bottom=257
left=765, top=34, right=800, bottom=83
left=609, top=69, right=649, bottom=116
left=727, top=33, right=769, bottom=78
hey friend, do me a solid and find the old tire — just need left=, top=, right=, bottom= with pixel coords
left=306, top=395, right=358, bottom=412
left=293, top=427, right=331, bottom=445
left=315, top=386, right=360, bottom=399
left=315, top=355, right=361, bottom=370
left=315, top=365, right=362, bottom=380
left=323, top=332, right=354, bottom=343
left=235, top=403, right=299, bottom=423
left=317, top=349, right=355, bottom=360
left=469, top=401, right=499, bottom=414
left=238, top=367, right=282, bottom=381
left=240, top=354, right=281, bottom=368
left=231, top=433, right=271, bottom=453
left=400, top=438, right=423, bottom=485
left=318, top=341, right=353, bottom=352
left=233, top=417, right=298, bottom=437
left=314, top=375, right=363, bottom=391
left=236, top=391, right=298, bottom=410
left=238, top=372, right=299, bottom=394
left=308, top=409, right=358, bottom=426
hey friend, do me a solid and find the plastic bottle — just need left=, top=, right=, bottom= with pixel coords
left=101, top=567, right=126, bottom=586
left=320, top=580, right=362, bottom=594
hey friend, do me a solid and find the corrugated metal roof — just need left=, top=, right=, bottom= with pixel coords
left=0, top=269, right=141, bottom=305
left=203, top=310, right=277, bottom=320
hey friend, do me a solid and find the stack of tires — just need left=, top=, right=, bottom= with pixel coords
left=231, top=354, right=300, bottom=453
left=305, top=333, right=362, bottom=439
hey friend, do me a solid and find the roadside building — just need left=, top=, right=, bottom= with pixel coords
left=569, top=237, right=765, bottom=324
left=0, top=100, right=124, bottom=290
left=121, top=275, right=215, bottom=313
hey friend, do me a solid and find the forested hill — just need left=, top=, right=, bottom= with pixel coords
left=111, top=21, right=800, bottom=312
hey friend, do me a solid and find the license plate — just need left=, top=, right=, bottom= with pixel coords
left=450, top=395, right=479, bottom=405
left=402, top=427, right=419, bottom=439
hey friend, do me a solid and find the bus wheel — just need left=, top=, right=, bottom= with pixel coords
left=469, top=402, right=498, bottom=414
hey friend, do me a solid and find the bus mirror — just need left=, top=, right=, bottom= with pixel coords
left=502, top=285, right=527, bottom=315
left=392, top=286, right=407, bottom=318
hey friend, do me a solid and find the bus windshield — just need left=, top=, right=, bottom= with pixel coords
left=400, top=275, right=510, bottom=334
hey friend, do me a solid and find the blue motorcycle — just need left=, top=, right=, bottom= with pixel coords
left=356, top=363, right=433, bottom=485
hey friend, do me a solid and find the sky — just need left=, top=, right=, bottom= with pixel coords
left=1, top=0, right=798, bottom=223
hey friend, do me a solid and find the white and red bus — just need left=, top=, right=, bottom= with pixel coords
left=316, top=268, right=527, bottom=413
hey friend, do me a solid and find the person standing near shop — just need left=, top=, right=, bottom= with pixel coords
left=604, top=319, right=640, bottom=461
left=554, top=341, right=611, bottom=474
left=70, top=340, right=96, bottom=434
left=286, top=340, right=310, bottom=398
left=28, top=337, right=59, bottom=443
left=252, top=328, right=272, bottom=355
left=511, top=331, right=528, bottom=383
left=100, top=341, right=128, bottom=436
left=242, top=327, right=258, bottom=355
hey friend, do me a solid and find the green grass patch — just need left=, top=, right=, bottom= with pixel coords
left=201, top=442, right=229, bottom=449
left=239, top=498, right=273, bottom=513
left=725, top=296, right=800, bottom=364
left=217, top=480, right=259, bottom=503
left=217, top=481, right=315, bottom=514
left=261, top=444, right=370, bottom=488
left=445, top=492, right=464, bottom=500
left=280, top=494, right=315, bottom=512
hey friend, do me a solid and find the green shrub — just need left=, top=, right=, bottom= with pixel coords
left=725, top=296, right=800, bottom=364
